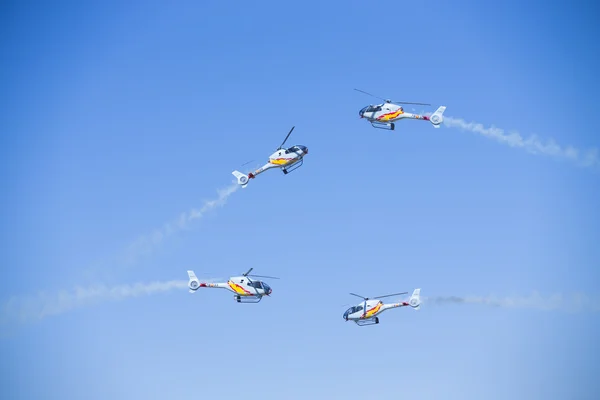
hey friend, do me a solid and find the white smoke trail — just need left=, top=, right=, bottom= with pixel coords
left=1, top=279, right=197, bottom=324
left=123, top=182, right=240, bottom=264
left=442, top=116, right=600, bottom=169
left=423, top=292, right=600, bottom=313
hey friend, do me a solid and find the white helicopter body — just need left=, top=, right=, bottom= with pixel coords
left=355, top=89, right=446, bottom=131
left=187, top=268, right=277, bottom=303
left=343, top=288, right=421, bottom=326
left=232, top=126, right=308, bottom=188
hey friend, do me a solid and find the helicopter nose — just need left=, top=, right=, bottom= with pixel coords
left=359, top=110, right=364, bottom=118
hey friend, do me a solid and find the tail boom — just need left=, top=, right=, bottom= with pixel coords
left=381, top=288, right=422, bottom=311
left=187, top=270, right=227, bottom=293
left=232, top=163, right=278, bottom=187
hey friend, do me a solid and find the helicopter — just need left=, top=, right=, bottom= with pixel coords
left=343, top=288, right=421, bottom=326
left=186, top=268, right=279, bottom=303
left=355, top=88, right=446, bottom=131
left=232, top=126, right=308, bottom=188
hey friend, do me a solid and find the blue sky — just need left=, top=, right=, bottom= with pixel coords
left=1, top=0, right=599, bottom=398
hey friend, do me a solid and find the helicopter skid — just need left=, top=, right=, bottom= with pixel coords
left=370, top=121, right=395, bottom=131
left=354, top=317, right=380, bottom=326
left=234, top=294, right=263, bottom=303
left=282, top=158, right=304, bottom=175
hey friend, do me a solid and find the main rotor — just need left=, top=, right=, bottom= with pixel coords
left=349, top=291, right=408, bottom=301
left=276, top=126, right=295, bottom=150
left=241, top=267, right=280, bottom=280
left=354, top=88, right=431, bottom=106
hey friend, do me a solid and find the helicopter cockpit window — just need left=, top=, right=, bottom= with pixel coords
left=285, top=146, right=299, bottom=154
left=248, top=281, right=263, bottom=289
left=345, top=305, right=363, bottom=315
left=365, top=106, right=382, bottom=113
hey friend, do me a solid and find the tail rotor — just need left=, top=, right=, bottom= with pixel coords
left=428, top=106, right=446, bottom=128
left=187, top=270, right=201, bottom=293
left=409, top=288, right=421, bottom=310
left=232, top=170, right=250, bottom=188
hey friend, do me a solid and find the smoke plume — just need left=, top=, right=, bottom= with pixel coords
left=423, top=292, right=600, bottom=312
left=1, top=279, right=196, bottom=325
left=442, top=116, right=600, bottom=169
left=123, top=182, right=239, bottom=264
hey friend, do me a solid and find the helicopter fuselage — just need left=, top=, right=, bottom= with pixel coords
left=268, top=145, right=308, bottom=166
left=358, top=102, right=446, bottom=131
left=187, top=270, right=273, bottom=304
left=343, top=289, right=421, bottom=325
left=343, top=299, right=406, bottom=322
left=198, top=276, right=272, bottom=297
left=232, top=126, right=309, bottom=187
left=247, top=145, right=308, bottom=179
left=359, top=103, right=429, bottom=124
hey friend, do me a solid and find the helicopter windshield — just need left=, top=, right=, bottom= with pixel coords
left=262, top=282, right=271, bottom=293
left=343, top=305, right=363, bottom=319
left=248, top=281, right=263, bottom=289
left=359, top=105, right=382, bottom=117
left=286, top=145, right=307, bottom=154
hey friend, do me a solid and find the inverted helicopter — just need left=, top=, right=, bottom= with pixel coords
left=343, top=288, right=421, bottom=326
left=187, top=268, right=279, bottom=303
left=232, top=126, right=308, bottom=188
left=355, top=89, right=446, bottom=131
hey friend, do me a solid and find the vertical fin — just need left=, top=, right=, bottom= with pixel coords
left=430, top=106, right=446, bottom=128
left=409, top=288, right=421, bottom=310
left=187, top=270, right=200, bottom=293
left=232, top=170, right=249, bottom=188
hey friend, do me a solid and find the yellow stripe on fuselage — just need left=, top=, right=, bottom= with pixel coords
left=269, top=158, right=293, bottom=166
left=228, top=281, right=251, bottom=295
left=363, top=302, right=382, bottom=318
left=377, top=109, right=403, bottom=121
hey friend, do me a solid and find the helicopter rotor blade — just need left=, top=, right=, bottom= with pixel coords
left=355, top=89, right=431, bottom=106
left=373, top=292, right=408, bottom=300
left=277, top=126, right=295, bottom=150
left=391, top=101, right=431, bottom=106
left=354, top=88, right=386, bottom=102
left=349, top=292, right=368, bottom=300
left=242, top=268, right=253, bottom=276
left=247, top=274, right=280, bottom=280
